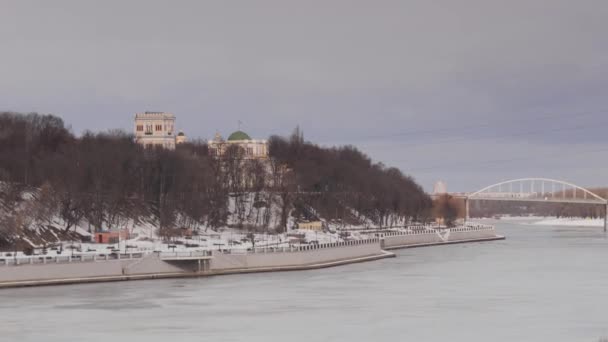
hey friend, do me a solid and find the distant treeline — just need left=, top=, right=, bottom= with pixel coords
left=0, top=112, right=432, bottom=245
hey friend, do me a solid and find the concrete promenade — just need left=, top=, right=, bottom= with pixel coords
left=0, top=226, right=503, bottom=289
left=0, top=251, right=396, bottom=289
left=383, top=235, right=505, bottom=250
left=379, top=224, right=504, bottom=250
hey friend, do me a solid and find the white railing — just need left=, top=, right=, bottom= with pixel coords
left=374, top=224, right=495, bottom=238
left=159, top=251, right=212, bottom=258
left=343, top=223, right=442, bottom=234
left=218, top=238, right=381, bottom=254
left=455, top=223, right=495, bottom=232
left=1, top=238, right=386, bottom=265
left=0, top=252, right=146, bottom=267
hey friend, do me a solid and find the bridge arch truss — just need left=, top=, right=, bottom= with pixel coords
left=465, top=178, right=608, bottom=231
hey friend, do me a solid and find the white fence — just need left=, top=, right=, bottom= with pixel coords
left=0, top=252, right=146, bottom=266
left=456, top=223, right=495, bottom=231
left=376, top=224, right=495, bottom=238
left=222, top=239, right=381, bottom=254
left=346, top=223, right=441, bottom=234
left=1, top=240, right=382, bottom=266
left=159, top=251, right=213, bottom=258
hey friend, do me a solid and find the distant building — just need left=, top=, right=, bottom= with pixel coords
left=208, top=130, right=268, bottom=159
left=134, top=112, right=185, bottom=149
left=176, top=131, right=187, bottom=145
left=94, top=230, right=129, bottom=244
left=297, top=221, right=324, bottom=231
left=433, top=180, right=448, bottom=195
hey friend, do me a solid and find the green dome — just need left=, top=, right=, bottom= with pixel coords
left=227, top=130, right=251, bottom=141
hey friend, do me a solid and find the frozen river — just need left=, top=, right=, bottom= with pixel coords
left=2, top=220, right=608, bottom=342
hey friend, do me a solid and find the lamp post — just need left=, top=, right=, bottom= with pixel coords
left=464, top=197, right=469, bottom=226
left=604, top=202, right=607, bottom=233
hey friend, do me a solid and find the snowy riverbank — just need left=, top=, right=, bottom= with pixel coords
left=0, top=225, right=503, bottom=288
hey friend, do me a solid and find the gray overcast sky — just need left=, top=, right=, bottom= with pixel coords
left=2, top=0, right=608, bottom=192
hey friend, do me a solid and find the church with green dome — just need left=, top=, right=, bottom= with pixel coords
left=227, top=130, right=252, bottom=141
left=208, top=130, right=268, bottom=159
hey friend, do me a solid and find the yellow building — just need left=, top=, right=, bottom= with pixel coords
left=208, top=131, right=268, bottom=159
left=298, top=221, right=324, bottom=231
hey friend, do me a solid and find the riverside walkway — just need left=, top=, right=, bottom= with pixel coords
left=0, top=225, right=502, bottom=289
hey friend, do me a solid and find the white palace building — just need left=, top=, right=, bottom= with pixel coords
left=134, top=112, right=267, bottom=158
left=134, top=112, right=186, bottom=149
left=208, top=131, right=268, bottom=159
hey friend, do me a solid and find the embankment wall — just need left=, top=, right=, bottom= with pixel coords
left=0, top=259, right=129, bottom=283
left=381, top=226, right=499, bottom=249
left=0, top=228, right=501, bottom=288
left=0, top=254, right=193, bottom=283
left=0, top=240, right=385, bottom=286
left=210, top=240, right=381, bottom=270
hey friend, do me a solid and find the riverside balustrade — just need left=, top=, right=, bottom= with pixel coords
left=350, top=223, right=442, bottom=234
left=453, top=224, right=495, bottom=232
left=1, top=239, right=383, bottom=265
left=0, top=252, right=146, bottom=266
left=159, top=251, right=213, bottom=259
left=375, top=224, right=495, bottom=238
left=219, top=238, right=381, bottom=254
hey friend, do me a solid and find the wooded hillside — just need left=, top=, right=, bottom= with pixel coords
left=0, top=112, right=432, bottom=247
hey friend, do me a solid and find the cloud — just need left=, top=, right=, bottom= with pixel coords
left=1, top=0, right=607, bottom=189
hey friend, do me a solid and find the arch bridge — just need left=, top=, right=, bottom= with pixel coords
left=464, top=178, right=608, bottom=231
